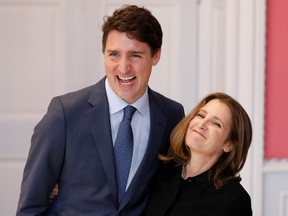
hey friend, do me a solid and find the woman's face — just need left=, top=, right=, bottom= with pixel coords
left=185, top=99, right=233, bottom=160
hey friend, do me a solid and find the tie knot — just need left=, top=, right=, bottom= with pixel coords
left=123, top=106, right=136, bottom=121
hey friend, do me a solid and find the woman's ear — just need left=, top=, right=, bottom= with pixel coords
left=223, top=142, right=233, bottom=153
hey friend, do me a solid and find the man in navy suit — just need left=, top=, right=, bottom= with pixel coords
left=17, top=5, right=184, bottom=216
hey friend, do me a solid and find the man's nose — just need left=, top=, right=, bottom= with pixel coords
left=118, top=57, right=131, bottom=74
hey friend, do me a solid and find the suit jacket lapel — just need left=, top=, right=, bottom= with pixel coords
left=121, top=89, right=167, bottom=207
left=85, top=82, right=171, bottom=209
left=85, top=78, right=118, bottom=204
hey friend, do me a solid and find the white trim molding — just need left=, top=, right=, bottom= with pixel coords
left=195, top=0, right=267, bottom=215
left=280, top=191, right=288, bottom=216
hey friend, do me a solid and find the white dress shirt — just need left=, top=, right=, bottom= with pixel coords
left=105, top=79, right=150, bottom=189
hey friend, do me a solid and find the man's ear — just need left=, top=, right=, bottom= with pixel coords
left=223, top=142, right=233, bottom=153
left=152, top=48, right=161, bottom=66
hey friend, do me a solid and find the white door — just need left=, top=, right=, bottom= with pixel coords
left=0, top=1, right=66, bottom=215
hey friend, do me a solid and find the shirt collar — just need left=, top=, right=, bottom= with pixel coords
left=105, top=78, right=149, bottom=116
left=182, top=169, right=213, bottom=192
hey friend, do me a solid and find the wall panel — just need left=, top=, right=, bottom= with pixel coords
left=265, top=0, right=288, bottom=159
left=0, top=0, right=65, bottom=214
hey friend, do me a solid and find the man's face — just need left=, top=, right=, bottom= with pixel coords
left=104, top=30, right=161, bottom=104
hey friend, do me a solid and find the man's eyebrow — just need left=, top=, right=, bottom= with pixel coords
left=128, top=51, right=145, bottom=54
left=106, top=49, right=118, bottom=52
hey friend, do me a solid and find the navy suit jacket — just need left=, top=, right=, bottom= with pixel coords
left=17, top=77, right=184, bottom=216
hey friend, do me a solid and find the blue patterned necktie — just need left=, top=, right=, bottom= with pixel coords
left=114, top=105, right=136, bottom=204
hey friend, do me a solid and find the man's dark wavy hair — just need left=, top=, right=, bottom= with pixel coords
left=102, top=5, right=163, bottom=56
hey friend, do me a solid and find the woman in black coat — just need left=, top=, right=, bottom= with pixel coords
left=144, top=92, right=253, bottom=216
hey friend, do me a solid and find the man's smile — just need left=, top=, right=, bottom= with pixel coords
left=117, top=75, right=136, bottom=85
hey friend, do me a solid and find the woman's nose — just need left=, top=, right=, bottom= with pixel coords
left=199, top=120, right=207, bottom=130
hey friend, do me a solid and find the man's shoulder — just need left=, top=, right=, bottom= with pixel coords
left=148, top=88, right=183, bottom=109
left=56, top=78, right=105, bottom=103
left=48, top=79, right=106, bottom=112
left=59, top=84, right=96, bottom=99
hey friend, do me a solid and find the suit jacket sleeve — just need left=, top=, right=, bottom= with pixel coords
left=17, top=97, right=66, bottom=215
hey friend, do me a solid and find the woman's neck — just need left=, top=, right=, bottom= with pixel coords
left=182, top=155, right=217, bottom=179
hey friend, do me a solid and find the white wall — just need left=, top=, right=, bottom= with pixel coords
left=195, top=1, right=266, bottom=215
left=0, top=0, right=272, bottom=215
left=0, top=1, right=66, bottom=214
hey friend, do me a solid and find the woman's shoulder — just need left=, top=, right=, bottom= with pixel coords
left=221, top=180, right=252, bottom=215
left=225, top=180, right=250, bottom=195
left=221, top=180, right=252, bottom=205
left=151, top=161, right=182, bottom=184
left=159, top=161, right=182, bottom=175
